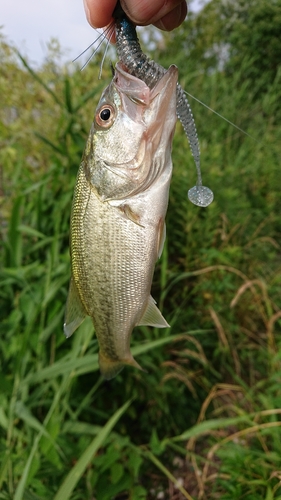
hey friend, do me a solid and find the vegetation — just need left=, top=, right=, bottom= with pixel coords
left=0, top=0, right=280, bottom=498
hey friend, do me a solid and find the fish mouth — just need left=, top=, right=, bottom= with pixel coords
left=115, top=60, right=178, bottom=122
left=112, top=64, right=178, bottom=199
left=113, top=60, right=178, bottom=157
left=114, top=62, right=151, bottom=106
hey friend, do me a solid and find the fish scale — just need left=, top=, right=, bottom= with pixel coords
left=72, top=165, right=155, bottom=353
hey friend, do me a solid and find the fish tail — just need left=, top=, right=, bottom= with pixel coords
left=99, top=351, right=145, bottom=380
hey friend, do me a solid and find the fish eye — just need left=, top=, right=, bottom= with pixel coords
left=95, top=104, right=115, bottom=128
left=100, top=108, right=111, bottom=121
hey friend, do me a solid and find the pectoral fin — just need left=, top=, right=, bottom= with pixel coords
left=137, top=295, right=170, bottom=328
left=118, top=204, right=144, bottom=227
left=64, top=277, right=87, bottom=338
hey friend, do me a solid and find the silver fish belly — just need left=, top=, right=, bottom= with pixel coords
left=64, top=63, right=178, bottom=379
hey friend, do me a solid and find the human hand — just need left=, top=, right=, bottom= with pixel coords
left=83, top=0, right=187, bottom=32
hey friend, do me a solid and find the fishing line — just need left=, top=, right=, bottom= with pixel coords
left=72, top=23, right=114, bottom=71
left=98, top=29, right=114, bottom=79
left=185, top=91, right=258, bottom=142
left=72, top=30, right=105, bottom=61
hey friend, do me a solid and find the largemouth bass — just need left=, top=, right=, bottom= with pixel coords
left=64, top=62, right=178, bottom=380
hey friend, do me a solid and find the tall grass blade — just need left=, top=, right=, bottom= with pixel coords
left=15, top=51, right=62, bottom=106
left=14, top=402, right=62, bottom=455
left=13, top=378, right=70, bottom=500
left=171, top=415, right=254, bottom=442
left=72, top=82, right=105, bottom=113
left=7, top=196, right=22, bottom=267
left=54, top=399, right=133, bottom=500
left=0, top=452, right=10, bottom=491
left=64, top=77, right=73, bottom=113
left=34, top=133, right=65, bottom=154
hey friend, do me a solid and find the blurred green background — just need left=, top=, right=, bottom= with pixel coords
left=0, top=0, right=281, bottom=498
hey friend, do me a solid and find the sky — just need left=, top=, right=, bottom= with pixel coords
left=1, top=0, right=203, bottom=66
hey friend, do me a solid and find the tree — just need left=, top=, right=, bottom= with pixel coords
left=222, top=0, right=281, bottom=97
left=158, top=0, right=281, bottom=99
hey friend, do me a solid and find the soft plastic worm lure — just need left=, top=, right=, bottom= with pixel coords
left=113, top=1, right=214, bottom=207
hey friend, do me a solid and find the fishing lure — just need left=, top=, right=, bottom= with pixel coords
left=113, top=1, right=214, bottom=208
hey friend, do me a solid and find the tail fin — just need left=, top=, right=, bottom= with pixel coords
left=99, top=351, right=145, bottom=380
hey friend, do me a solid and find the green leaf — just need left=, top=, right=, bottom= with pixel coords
left=265, top=486, right=274, bottom=500
left=131, top=485, right=147, bottom=499
left=150, top=428, right=165, bottom=456
left=0, top=407, right=8, bottom=430
left=13, top=378, right=70, bottom=500
left=110, top=462, right=124, bottom=484
left=25, top=354, right=99, bottom=384
left=128, top=449, right=143, bottom=479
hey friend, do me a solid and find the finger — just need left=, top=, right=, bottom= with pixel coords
left=121, top=0, right=187, bottom=26
left=83, top=0, right=117, bottom=28
left=153, top=2, right=187, bottom=31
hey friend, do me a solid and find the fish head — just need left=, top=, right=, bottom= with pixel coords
left=84, top=62, right=178, bottom=201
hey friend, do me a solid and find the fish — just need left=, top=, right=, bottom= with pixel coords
left=64, top=62, right=178, bottom=380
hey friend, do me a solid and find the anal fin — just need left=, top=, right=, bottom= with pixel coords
left=137, top=295, right=170, bottom=328
left=64, top=276, right=87, bottom=338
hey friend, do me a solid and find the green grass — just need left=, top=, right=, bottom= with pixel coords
left=0, top=13, right=281, bottom=499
